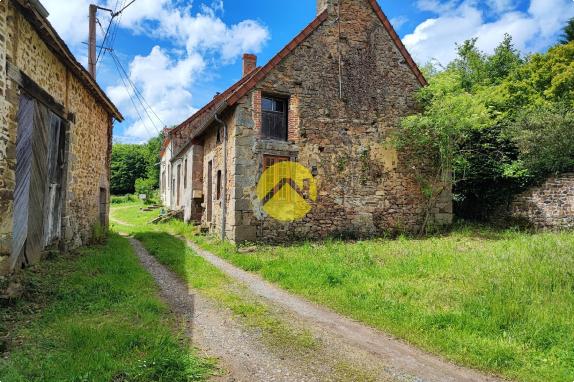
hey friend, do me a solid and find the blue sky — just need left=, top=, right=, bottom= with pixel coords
left=41, top=0, right=574, bottom=143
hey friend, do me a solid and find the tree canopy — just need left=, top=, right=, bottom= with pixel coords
left=561, top=17, right=574, bottom=44
left=110, top=134, right=163, bottom=195
left=394, top=37, right=574, bottom=222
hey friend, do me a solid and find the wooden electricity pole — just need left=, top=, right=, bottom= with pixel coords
left=88, top=4, right=97, bottom=79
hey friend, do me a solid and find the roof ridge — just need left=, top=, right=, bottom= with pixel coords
left=168, top=1, right=427, bottom=144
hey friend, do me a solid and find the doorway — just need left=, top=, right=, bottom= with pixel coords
left=207, top=160, right=213, bottom=223
left=12, top=94, right=66, bottom=269
left=99, top=188, right=108, bottom=227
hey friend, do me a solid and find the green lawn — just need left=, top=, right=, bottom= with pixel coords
left=0, top=234, right=215, bottom=382
left=113, top=202, right=574, bottom=382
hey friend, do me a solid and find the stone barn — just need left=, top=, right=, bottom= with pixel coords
left=160, top=0, right=452, bottom=242
left=0, top=0, right=123, bottom=275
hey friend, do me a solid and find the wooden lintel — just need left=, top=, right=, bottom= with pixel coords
left=7, top=61, right=67, bottom=120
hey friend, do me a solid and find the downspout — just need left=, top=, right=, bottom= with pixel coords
left=214, top=113, right=227, bottom=241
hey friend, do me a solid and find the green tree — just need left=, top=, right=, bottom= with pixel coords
left=143, top=133, right=163, bottom=189
left=508, top=103, right=574, bottom=177
left=486, top=34, right=523, bottom=85
left=395, top=69, right=491, bottom=231
left=561, top=17, right=574, bottom=44
left=110, top=144, right=148, bottom=195
left=500, top=41, right=574, bottom=110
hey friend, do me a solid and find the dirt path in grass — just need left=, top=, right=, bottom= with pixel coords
left=130, top=237, right=402, bottom=381
left=183, top=239, right=504, bottom=382
left=129, top=234, right=501, bottom=382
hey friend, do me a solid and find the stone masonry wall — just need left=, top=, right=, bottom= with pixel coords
left=230, top=0, right=452, bottom=242
left=201, top=113, right=235, bottom=239
left=0, top=2, right=112, bottom=273
left=511, top=173, right=574, bottom=229
left=0, top=0, right=14, bottom=273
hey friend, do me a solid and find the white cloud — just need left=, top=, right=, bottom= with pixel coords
left=486, top=0, right=515, bottom=14
left=404, top=0, right=574, bottom=65
left=42, top=0, right=93, bottom=45
left=107, top=46, right=204, bottom=141
left=41, top=0, right=269, bottom=142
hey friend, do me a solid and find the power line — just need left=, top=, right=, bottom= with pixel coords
left=109, top=52, right=158, bottom=139
left=93, top=0, right=170, bottom=146
left=112, top=0, right=137, bottom=17
left=108, top=0, right=125, bottom=50
left=111, top=51, right=167, bottom=129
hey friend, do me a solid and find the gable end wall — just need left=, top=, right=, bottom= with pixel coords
left=228, top=0, right=452, bottom=242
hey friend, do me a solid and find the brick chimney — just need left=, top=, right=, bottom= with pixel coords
left=242, top=54, right=257, bottom=77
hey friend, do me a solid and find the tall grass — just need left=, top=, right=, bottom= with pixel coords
left=208, top=228, right=574, bottom=382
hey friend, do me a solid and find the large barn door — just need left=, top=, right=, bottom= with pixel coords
left=12, top=94, right=65, bottom=270
left=207, top=160, right=213, bottom=223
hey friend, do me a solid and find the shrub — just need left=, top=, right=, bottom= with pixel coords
left=507, top=103, right=574, bottom=179
left=111, top=194, right=139, bottom=204
left=135, top=178, right=158, bottom=204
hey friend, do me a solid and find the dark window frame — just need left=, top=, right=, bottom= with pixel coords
left=261, top=95, right=288, bottom=141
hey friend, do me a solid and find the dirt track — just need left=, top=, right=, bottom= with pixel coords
left=129, top=236, right=502, bottom=382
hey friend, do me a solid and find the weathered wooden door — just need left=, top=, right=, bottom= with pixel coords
left=176, top=164, right=181, bottom=207
left=42, top=113, right=65, bottom=247
left=12, top=95, right=65, bottom=270
left=207, top=160, right=213, bottom=223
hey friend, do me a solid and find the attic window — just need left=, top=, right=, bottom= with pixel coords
left=262, top=96, right=288, bottom=141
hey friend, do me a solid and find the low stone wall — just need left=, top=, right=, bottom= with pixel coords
left=511, top=173, right=574, bottom=229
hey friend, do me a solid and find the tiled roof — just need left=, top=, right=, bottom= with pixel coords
left=167, top=2, right=426, bottom=149
left=166, top=9, right=329, bottom=148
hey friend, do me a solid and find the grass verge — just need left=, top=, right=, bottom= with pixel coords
left=0, top=234, right=215, bottom=382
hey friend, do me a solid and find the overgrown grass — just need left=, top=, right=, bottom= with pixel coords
left=112, top=202, right=574, bottom=382
left=0, top=234, right=215, bottom=382
left=207, top=227, right=574, bottom=382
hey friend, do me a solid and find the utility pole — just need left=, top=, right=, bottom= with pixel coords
left=88, top=4, right=97, bottom=79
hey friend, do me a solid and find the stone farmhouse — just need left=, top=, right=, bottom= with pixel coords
left=160, top=0, right=452, bottom=243
left=0, top=0, right=123, bottom=275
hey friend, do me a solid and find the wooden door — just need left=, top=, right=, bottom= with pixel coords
left=12, top=95, right=52, bottom=269
left=207, top=161, right=213, bottom=223
left=99, top=188, right=107, bottom=227
left=42, top=113, right=65, bottom=247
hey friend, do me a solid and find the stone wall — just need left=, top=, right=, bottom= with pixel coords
left=200, top=113, right=235, bottom=239
left=0, top=1, right=113, bottom=273
left=511, top=173, right=574, bottom=229
left=0, top=0, right=14, bottom=273
left=229, top=0, right=451, bottom=242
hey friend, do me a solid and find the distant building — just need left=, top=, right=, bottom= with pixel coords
left=160, top=0, right=452, bottom=242
left=0, top=0, right=123, bottom=274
